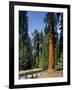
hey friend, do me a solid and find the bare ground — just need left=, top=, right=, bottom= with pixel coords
left=38, top=69, right=63, bottom=78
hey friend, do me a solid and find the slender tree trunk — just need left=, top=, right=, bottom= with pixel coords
left=48, top=27, right=55, bottom=71
left=36, top=56, right=39, bottom=68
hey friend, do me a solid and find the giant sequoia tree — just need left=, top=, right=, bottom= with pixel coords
left=19, top=11, right=32, bottom=70
left=44, top=13, right=61, bottom=71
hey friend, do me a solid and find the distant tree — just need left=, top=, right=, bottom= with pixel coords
left=39, top=30, right=43, bottom=55
left=32, top=30, right=39, bottom=68
left=54, top=30, right=59, bottom=64
left=59, top=13, right=63, bottom=59
left=39, top=26, right=49, bottom=68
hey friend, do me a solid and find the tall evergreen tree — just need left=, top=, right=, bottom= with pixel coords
left=54, top=30, right=59, bottom=64
left=39, top=30, right=43, bottom=55
left=19, top=11, right=32, bottom=70
left=32, top=30, right=39, bottom=68
left=59, top=13, right=63, bottom=59
left=44, top=12, right=60, bottom=71
left=39, top=26, right=49, bottom=68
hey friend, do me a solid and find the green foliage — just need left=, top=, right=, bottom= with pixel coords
left=59, top=13, right=63, bottom=59
left=39, top=30, right=43, bottom=54
left=32, top=30, right=39, bottom=67
left=55, top=43, right=59, bottom=64
left=39, top=36, right=49, bottom=68
left=19, top=11, right=33, bottom=70
left=39, top=26, right=49, bottom=68
left=33, top=30, right=39, bottom=54
left=54, top=30, right=59, bottom=64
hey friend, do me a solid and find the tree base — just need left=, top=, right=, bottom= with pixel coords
left=48, top=68, right=55, bottom=72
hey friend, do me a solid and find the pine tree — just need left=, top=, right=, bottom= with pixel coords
left=39, top=26, right=49, bottom=68
left=32, top=30, right=39, bottom=68
left=39, top=30, right=43, bottom=55
left=59, top=13, right=63, bottom=59
left=19, top=11, right=32, bottom=70
left=54, top=30, right=59, bottom=64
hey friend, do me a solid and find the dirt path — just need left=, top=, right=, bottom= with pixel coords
left=38, top=69, right=63, bottom=78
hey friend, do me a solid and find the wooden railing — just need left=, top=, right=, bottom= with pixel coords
left=19, top=68, right=43, bottom=79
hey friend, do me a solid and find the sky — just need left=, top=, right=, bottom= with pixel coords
left=27, top=11, right=46, bottom=39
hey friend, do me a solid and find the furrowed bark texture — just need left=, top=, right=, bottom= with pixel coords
left=48, top=28, right=55, bottom=71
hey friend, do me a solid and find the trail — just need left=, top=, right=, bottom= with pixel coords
left=38, top=70, right=63, bottom=78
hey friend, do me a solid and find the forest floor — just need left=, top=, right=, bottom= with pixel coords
left=38, top=64, right=63, bottom=78
left=38, top=70, right=63, bottom=78
left=19, top=64, right=63, bottom=79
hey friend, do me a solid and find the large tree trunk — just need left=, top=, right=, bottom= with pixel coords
left=48, top=27, right=55, bottom=71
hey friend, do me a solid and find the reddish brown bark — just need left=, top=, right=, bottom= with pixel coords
left=48, top=27, right=55, bottom=71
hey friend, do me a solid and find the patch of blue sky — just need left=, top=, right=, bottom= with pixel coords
left=27, top=11, right=46, bottom=39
